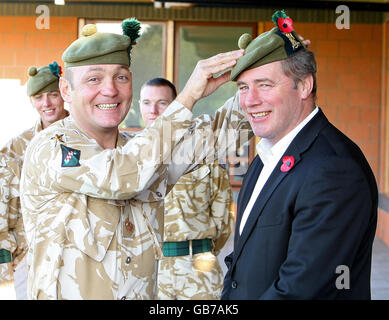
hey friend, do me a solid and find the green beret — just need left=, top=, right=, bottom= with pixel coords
left=27, top=61, right=61, bottom=97
left=230, top=10, right=305, bottom=81
left=62, top=18, right=141, bottom=68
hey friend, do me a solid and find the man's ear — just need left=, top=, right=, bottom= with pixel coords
left=298, top=74, right=314, bottom=100
left=59, top=77, right=72, bottom=103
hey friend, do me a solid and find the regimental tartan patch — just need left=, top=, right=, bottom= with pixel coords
left=0, top=249, right=11, bottom=264
left=60, top=144, right=81, bottom=167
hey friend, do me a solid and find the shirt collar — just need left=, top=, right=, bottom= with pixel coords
left=256, top=106, right=319, bottom=165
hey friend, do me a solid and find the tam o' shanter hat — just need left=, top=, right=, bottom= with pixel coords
left=62, top=18, right=141, bottom=68
left=27, top=61, right=62, bottom=96
left=230, top=10, right=306, bottom=81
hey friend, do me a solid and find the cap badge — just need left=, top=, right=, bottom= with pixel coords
left=272, top=10, right=301, bottom=50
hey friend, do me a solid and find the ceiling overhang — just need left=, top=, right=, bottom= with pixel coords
left=154, top=0, right=388, bottom=10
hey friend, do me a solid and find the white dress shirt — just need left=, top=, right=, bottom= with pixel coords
left=239, top=107, right=319, bottom=235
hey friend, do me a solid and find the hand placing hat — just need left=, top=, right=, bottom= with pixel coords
left=176, top=49, right=244, bottom=110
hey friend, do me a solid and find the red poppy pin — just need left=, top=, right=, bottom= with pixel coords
left=280, top=155, right=295, bottom=172
left=272, top=10, right=294, bottom=33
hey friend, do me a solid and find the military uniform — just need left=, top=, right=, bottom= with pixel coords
left=20, top=94, right=251, bottom=299
left=1, top=110, right=69, bottom=164
left=0, top=120, right=46, bottom=293
left=0, top=113, right=68, bottom=297
left=1, top=120, right=43, bottom=164
left=158, top=162, right=233, bottom=300
left=1, top=109, right=69, bottom=163
left=0, top=154, right=25, bottom=286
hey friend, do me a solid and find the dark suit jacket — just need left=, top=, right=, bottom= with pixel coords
left=222, top=108, right=378, bottom=300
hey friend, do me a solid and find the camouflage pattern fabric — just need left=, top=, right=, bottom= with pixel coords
left=1, top=119, right=44, bottom=165
left=20, top=96, right=251, bottom=300
left=158, top=162, right=233, bottom=300
left=0, top=153, right=26, bottom=285
left=0, top=119, right=46, bottom=287
left=0, top=111, right=70, bottom=294
left=1, top=110, right=69, bottom=165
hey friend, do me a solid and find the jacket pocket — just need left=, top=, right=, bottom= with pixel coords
left=64, top=195, right=121, bottom=262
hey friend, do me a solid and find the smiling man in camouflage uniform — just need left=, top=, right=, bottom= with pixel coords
left=20, top=19, right=250, bottom=300
left=139, top=78, right=234, bottom=300
left=0, top=62, right=68, bottom=299
left=2, top=62, right=69, bottom=163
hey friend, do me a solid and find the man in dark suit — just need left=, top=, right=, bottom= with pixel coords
left=222, top=10, right=378, bottom=300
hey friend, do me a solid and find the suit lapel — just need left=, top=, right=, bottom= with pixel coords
left=231, top=108, right=329, bottom=270
left=234, top=155, right=263, bottom=248
left=236, top=156, right=263, bottom=227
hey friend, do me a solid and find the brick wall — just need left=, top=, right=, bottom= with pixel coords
left=0, top=16, right=77, bottom=84
left=378, top=20, right=389, bottom=247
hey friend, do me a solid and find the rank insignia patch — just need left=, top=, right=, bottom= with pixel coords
left=51, top=133, right=65, bottom=148
left=61, top=144, right=81, bottom=167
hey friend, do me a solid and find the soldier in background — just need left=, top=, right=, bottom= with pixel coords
left=0, top=154, right=22, bottom=291
left=20, top=20, right=249, bottom=299
left=1, top=62, right=68, bottom=162
left=139, top=78, right=234, bottom=300
left=0, top=62, right=68, bottom=299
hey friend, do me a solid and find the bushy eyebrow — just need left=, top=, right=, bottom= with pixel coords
left=237, top=78, right=275, bottom=86
left=141, top=98, right=170, bottom=103
left=86, top=65, right=128, bottom=72
left=85, top=66, right=104, bottom=72
left=83, top=66, right=129, bottom=77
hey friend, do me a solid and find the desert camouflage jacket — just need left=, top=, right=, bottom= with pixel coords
left=0, top=119, right=44, bottom=285
left=1, top=110, right=69, bottom=164
left=21, top=95, right=251, bottom=299
left=0, top=154, right=26, bottom=284
left=1, top=119, right=43, bottom=165
left=163, top=163, right=233, bottom=255
left=0, top=112, right=69, bottom=285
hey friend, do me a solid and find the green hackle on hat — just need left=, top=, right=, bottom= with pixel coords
left=27, top=61, right=61, bottom=96
left=122, top=18, right=141, bottom=45
left=271, top=9, right=289, bottom=26
left=122, top=18, right=141, bottom=59
left=62, top=18, right=141, bottom=68
left=230, top=10, right=305, bottom=81
left=48, top=61, right=62, bottom=78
